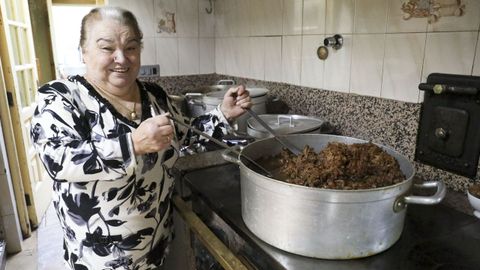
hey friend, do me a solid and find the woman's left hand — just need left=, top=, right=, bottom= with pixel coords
left=220, top=85, right=252, bottom=121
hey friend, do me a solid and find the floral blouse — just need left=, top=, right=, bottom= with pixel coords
left=30, top=75, right=231, bottom=270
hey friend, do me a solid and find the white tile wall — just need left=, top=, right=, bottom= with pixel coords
left=323, top=35, right=352, bottom=92
left=215, top=38, right=227, bottom=74
left=283, top=0, right=303, bottom=35
left=156, top=38, right=178, bottom=76
left=303, top=0, right=326, bottom=34
left=176, top=0, right=199, bottom=37
left=111, top=0, right=480, bottom=103
left=354, top=0, right=387, bottom=33
left=382, top=33, right=426, bottom=103
left=141, top=38, right=157, bottom=65
left=325, top=0, right=355, bottom=34
left=199, top=0, right=215, bottom=37
left=264, top=37, right=283, bottom=82
left=199, top=38, right=215, bottom=73
left=178, top=38, right=199, bottom=75
left=282, top=36, right=302, bottom=85
left=249, top=37, right=266, bottom=80
left=350, top=34, right=385, bottom=97
left=422, top=32, right=478, bottom=82
left=301, top=35, right=325, bottom=89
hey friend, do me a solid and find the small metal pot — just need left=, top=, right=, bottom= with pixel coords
left=222, top=134, right=446, bottom=259
left=247, top=114, right=326, bottom=138
left=187, top=87, right=269, bottom=133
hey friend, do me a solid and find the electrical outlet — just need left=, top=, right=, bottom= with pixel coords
left=139, top=64, right=160, bottom=78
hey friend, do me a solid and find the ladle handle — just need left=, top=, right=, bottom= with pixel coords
left=164, top=114, right=273, bottom=177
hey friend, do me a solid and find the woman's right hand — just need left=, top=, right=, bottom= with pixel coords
left=131, top=114, right=174, bottom=155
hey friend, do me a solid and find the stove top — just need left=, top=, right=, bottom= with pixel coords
left=183, top=164, right=480, bottom=270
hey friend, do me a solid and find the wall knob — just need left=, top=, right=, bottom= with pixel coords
left=324, top=34, right=343, bottom=50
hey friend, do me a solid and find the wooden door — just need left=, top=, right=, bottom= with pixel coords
left=0, top=0, right=51, bottom=230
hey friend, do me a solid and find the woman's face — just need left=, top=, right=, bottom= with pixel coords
left=82, top=18, right=141, bottom=91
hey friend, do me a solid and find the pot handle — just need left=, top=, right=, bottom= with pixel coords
left=221, top=149, right=241, bottom=165
left=394, top=181, right=446, bottom=212
left=217, top=79, right=236, bottom=85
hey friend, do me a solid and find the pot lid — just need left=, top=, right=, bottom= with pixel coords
left=205, top=87, right=269, bottom=98
left=182, top=85, right=231, bottom=95
left=247, top=114, right=324, bottom=134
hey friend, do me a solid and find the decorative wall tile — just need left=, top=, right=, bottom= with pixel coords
left=427, top=0, right=480, bottom=32
left=199, top=38, right=215, bottom=74
left=422, top=32, right=478, bottom=82
left=281, top=35, right=302, bottom=85
left=156, top=38, right=178, bottom=76
left=387, top=0, right=428, bottom=33
left=350, top=34, right=385, bottom=97
left=473, top=34, right=480, bottom=76
left=323, top=34, right=352, bottom=92
left=325, top=0, right=354, bottom=34
left=141, top=38, right=157, bottom=65
left=199, top=0, right=215, bottom=37
left=354, top=0, right=387, bottom=33
left=303, top=0, right=326, bottom=34
left=301, top=35, right=325, bottom=89
left=382, top=33, right=426, bottom=103
left=154, top=0, right=177, bottom=37
left=224, top=38, right=237, bottom=76
left=283, top=0, right=303, bottom=35
left=249, top=37, right=265, bottom=80
left=176, top=0, right=199, bottom=37
left=264, top=37, right=282, bottom=82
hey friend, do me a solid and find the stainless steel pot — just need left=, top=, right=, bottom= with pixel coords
left=222, top=134, right=446, bottom=259
left=247, top=114, right=326, bottom=138
left=188, top=87, right=269, bottom=133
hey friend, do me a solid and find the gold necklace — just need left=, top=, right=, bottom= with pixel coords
left=89, top=80, right=140, bottom=120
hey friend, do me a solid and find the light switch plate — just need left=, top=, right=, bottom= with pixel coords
left=138, top=64, right=160, bottom=78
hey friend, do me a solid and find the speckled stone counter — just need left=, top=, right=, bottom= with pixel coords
left=156, top=74, right=479, bottom=214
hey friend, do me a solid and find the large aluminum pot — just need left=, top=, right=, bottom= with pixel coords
left=222, top=134, right=446, bottom=259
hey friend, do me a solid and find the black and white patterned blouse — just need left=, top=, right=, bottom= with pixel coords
left=30, top=75, right=232, bottom=270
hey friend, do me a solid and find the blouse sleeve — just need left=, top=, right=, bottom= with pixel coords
left=30, top=80, right=137, bottom=182
left=145, top=82, right=234, bottom=152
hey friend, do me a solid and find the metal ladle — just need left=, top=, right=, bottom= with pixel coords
left=165, top=115, right=275, bottom=178
left=245, top=108, right=302, bottom=155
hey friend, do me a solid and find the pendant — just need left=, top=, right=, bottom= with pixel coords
left=130, top=111, right=137, bottom=120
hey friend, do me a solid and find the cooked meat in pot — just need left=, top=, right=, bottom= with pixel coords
left=276, top=142, right=405, bottom=190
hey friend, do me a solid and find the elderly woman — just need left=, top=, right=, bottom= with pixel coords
left=30, top=6, right=251, bottom=270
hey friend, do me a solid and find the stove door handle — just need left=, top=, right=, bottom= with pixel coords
left=418, top=83, right=478, bottom=95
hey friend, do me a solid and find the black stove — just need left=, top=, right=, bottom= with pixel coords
left=183, top=163, right=480, bottom=270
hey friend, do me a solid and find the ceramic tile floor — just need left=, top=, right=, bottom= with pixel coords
left=6, top=202, right=64, bottom=270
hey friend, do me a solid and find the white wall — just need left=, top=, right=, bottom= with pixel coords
left=214, top=0, right=480, bottom=103
left=108, top=0, right=480, bottom=104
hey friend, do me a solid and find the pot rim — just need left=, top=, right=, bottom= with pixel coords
left=238, top=134, right=416, bottom=193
